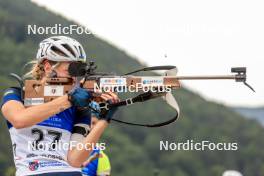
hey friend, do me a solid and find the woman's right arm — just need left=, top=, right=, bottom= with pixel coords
left=1, top=95, right=71, bottom=129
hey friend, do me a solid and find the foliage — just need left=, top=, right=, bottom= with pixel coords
left=0, top=0, right=263, bottom=175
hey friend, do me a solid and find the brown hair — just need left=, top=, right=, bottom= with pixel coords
left=23, top=60, right=58, bottom=80
left=23, top=60, right=44, bottom=80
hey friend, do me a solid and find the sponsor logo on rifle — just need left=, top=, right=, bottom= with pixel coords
left=141, top=77, right=164, bottom=86
left=24, top=98, right=44, bottom=106
left=44, top=85, right=64, bottom=96
left=100, top=78, right=126, bottom=86
left=51, top=88, right=56, bottom=94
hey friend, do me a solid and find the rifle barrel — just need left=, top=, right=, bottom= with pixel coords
left=175, top=75, right=237, bottom=80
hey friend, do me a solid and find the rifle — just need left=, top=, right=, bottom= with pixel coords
left=11, top=61, right=254, bottom=127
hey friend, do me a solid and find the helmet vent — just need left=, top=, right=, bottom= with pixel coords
left=78, top=46, right=83, bottom=58
left=51, top=46, right=67, bottom=57
left=62, top=44, right=76, bottom=57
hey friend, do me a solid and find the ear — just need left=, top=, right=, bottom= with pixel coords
left=43, top=60, right=52, bottom=75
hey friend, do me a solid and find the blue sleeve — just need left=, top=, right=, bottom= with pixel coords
left=1, top=87, right=23, bottom=109
left=74, top=107, right=91, bottom=125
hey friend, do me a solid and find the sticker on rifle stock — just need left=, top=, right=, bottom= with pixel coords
left=141, top=77, right=164, bottom=86
left=44, top=85, right=64, bottom=96
left=100, top=78, right=126, bottom=86
left=24, top=98, right=44, bottom=106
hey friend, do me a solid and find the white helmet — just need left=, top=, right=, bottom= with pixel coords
left=36, top=36, right=86, bottom=63
left=222, top=170, right=243, bottom=176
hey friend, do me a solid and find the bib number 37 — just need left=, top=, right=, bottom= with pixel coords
left=31, top=128, right=62, bottom=151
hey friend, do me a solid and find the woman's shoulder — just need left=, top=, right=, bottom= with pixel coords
left=1, top=87, right=23, bottom=108
left=2, top=87, right=22, bottom=96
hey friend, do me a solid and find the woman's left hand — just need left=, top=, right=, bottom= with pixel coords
left=97, top=91, right=120, bottom=122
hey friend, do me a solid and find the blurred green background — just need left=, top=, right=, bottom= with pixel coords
left=0, top=0, right=263, bottom=175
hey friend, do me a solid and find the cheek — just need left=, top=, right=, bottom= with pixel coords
left=56, top=67, right=70, bottom=77
left=56, top=71, right=68, bottom=77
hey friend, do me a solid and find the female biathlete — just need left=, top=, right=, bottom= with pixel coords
left=0, top=36, right=119, bottom=176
